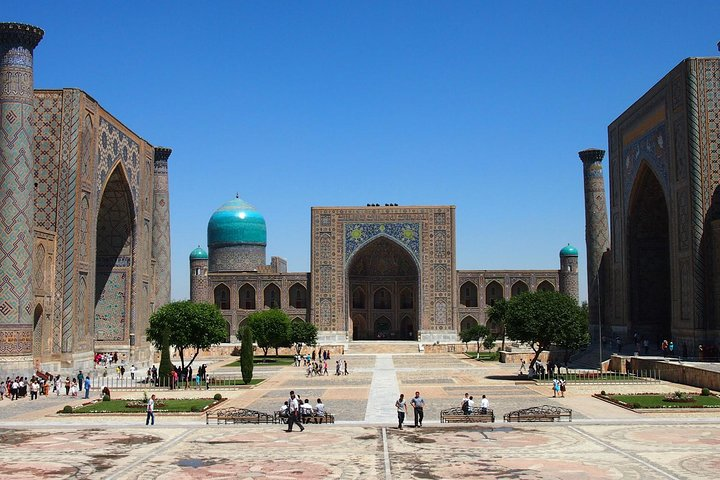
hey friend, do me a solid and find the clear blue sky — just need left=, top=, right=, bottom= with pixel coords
left=7, top=2, right=720, bottom=302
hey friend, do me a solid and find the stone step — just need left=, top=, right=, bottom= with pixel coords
left=346, top=341, right=420, bottom=354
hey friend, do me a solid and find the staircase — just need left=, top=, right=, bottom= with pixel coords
left=345, top=341, right=421, bottom=354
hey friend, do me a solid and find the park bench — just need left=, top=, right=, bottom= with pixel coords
left=206, top=407, right=275, bottom=424
left=502, top=405, right=572, bottom=422
left=440, top=406, right=495, bottom=423
left=274, top=411, right=336, bottom=424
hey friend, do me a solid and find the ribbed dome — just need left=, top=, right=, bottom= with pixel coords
left=560, top=244, right=579, bottom=257
left=207, top=197, right=267, bottom=247
left=189, top=245, right=208, bottom=260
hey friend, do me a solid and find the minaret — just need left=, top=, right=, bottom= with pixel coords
left=152, top=147, right=172, bottom=307
left=579, top=149, right=609, bottom=326
left=189, top=246, right=209, bottom=303
left=559, top=244, right=580, bottom=302
left=0, top=23, right=43, bottom=356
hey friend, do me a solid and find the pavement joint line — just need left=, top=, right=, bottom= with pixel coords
left=382, top=427, right=392, bottom=480
left=568, top=425, right=680, bottom=480
left=105, top=427, right=195, bottom=480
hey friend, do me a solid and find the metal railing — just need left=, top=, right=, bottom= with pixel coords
left=533, top=369, right=661, bottom=385
left=82, top=374, right=251, bottom=390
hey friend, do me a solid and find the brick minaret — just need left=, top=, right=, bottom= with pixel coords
left=559, top=245, right=580, bottom=302
left=579, top=149, right=609, bottom=326
left=152, top=147, right=172, bottom=308
left=0, top=23, right=43, bottom=357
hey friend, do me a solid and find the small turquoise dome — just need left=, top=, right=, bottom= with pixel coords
left=560, top=244, right=579, bottom=257
left=207, top=197, right=267, bottom=247
left=189, top=245, right=208, bottom=260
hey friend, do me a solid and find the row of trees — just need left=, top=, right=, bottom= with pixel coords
left=460, top=291, right=590, bottom=368
left=146, top=302, right=318, bottom=381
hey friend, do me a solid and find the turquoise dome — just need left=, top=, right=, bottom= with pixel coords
left=189, top=246, right=208, bottom=260
left=560, top=244, right=579, bottom=257
left=207, top=197, right=267, bottom=247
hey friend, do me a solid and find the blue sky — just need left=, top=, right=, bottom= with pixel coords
left=7, top=2, right=720, bottom=301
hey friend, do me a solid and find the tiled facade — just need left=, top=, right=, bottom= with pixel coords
left=191, top=205, right=575, bottom=344
left=594, top=57, right=720, bottom=349
left=0, top=23, right=171, bottom=373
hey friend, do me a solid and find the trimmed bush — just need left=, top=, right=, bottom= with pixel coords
left=213, top=393, right=222, bottom=401
left=600, top=390, right=606, bottom=396
left=102, top=394, right=111, bottom=402
left=62, top=405, right=73, bottom=413
left=701, top=387, right=711, bottom=396
left=190, top=405, right=200, bottom=412
left=632, top=402, right=642, bottom=409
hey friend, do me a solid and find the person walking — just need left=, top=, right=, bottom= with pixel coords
left=518, top=359, right=526, bottom=375
left=410, top=391, right=425, bottom=427
left=285, top=390, right=304, bottom=432
left=146, top=394, right=156, bottom=425
left=559, top=377, right=566, bottom=398
left=395, top=394, right=407, bottom=429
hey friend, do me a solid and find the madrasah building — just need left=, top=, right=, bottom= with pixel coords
left=189, top=198, right=580, bottom=344
left=0, top=23, right=171, bottom=374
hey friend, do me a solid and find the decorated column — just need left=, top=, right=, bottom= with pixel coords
left=0, top=23, right=43, bottom=359
left=152, top=147, right=172, bottom=308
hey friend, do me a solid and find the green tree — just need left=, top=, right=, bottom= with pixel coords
left=504, top=291, right=589, bottom=368
left=240, top=325, right=254, bottom=384
left=146, top=301, right=227, bottom=372
left=459, top=324, right=490, bottom=359
left=486, top=298, right=508, bottom=351
left=245, top=309, right=291, bottom=358
left=290, top=320, right=318, bottom=355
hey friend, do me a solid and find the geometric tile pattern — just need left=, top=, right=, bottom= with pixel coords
left=344, top=222, right=421, bottom=263
left=622, top=122, right=669, bottom=209
left=94, top=270, right=127, bottom=341
left=32, top=92, right=62, bottom=229
left=152, top=148, right=171, bottom=308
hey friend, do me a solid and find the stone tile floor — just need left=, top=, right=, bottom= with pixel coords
left=1, top=352, right=718, bottom=479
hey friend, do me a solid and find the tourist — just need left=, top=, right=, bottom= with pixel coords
left=344, top=360, right=349, bottom=375
left=64, top=377, right=71, bottom=396
left=285, top=390, right=304, bottom=432
left=146, top=394, right=155, bottom=426
left=643, top=338, right=649, bottom=355
left=395, top=393, right=407, bottom=429
left=410, top=391, right=425, bottom=427
left=77, top=370, right=84, bottom=391
left=130, top=364, right=136, bottom=380
left=30, top=379, right=39, bottom=400
left=55, top=376, right=62, bottom=396
left=84, top=375, right=91, bottom=399
left=315, top=398, right=325, bottom=418
left=669, top=341, right=675, bottom=356
left=661, top=339, right=669, bottom=357
left=301, top=399, right=313, bottom=423
left=323, top=360, right=328, bottom=375
left=480, top=395, right=489, bottom=414
left=461, top=392, right=470, bottom=414
left=102, top=386, right=111, bottom=400
left=279, top=401, right=289, bottom=422
left=0, top=380, right=5, bottom=400
left=335, top=360, right=341, bottom=375
left=10, top=378, right=18, bottom=400
left=518, top=359, right=526, bottom=375
left=559, top=378, right=566, bottom=398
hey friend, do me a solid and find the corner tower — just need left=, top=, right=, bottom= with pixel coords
left=559, top=244, right=579, bottom=302
left=189, top=246, right=209, bottom=302
left=579, top=148, right=609, bottom=325
left=0, top=23, right=43, bottom=359
left=152, top=147, right=172, bottom=308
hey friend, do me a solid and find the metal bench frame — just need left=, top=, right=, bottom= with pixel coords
left=503, top=405, right=572, bottom=422
left=440, top=406, right=495, bottom=423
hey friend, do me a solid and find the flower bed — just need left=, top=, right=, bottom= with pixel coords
left=59, top=397, right=224, bottom=414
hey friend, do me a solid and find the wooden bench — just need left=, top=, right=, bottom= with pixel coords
left=206, top=407, right=276, bottom=424
left=274, top=411, right=336, bottom=424
left=441, top=407, right=495, bottom=423
left=503, top=405, right=572, bottom=422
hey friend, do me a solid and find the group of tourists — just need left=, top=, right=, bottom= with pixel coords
left=395, top=391, right=426, bottom=429
left=281, top=390, right=328, bottom=431
left=94, top=352, right=121, bottom=367
left=297, top=349, right=349, bottom=377
left=459, top=392, right=490, bottom=414
left=2, top=370, right=92, bottom=400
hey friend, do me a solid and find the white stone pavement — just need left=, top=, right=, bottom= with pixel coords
left=364, top=354, right=399, bottom=423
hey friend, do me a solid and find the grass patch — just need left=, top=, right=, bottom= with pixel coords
left=68, top=398, right=219, bottom=414
left=605, top=393, right=720, bottom=409
left=464, top=351, right=500, bottom=361
left=224, top=355, right=296, bottom=367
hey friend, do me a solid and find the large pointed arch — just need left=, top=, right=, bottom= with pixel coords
left=94, top=164, right=135, bottom=343
left=511, top=280, right=529, bottom=297
left=627, top=162, right=670, bottom=339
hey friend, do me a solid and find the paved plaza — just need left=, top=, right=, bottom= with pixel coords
left=1, top=352, right=719, bottom=479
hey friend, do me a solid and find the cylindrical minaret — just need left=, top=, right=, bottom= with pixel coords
left=152, top=147, right=172, bottom=308
left=189, top=246, right=209, bottom=303
left=0, top=23, right=43, bottom=356
left=579, top=149, right=609, bottom=325
left=559, top=244, right=579, bottom=302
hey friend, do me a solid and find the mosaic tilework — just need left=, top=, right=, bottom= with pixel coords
left=94, top=270, right=127, bottom=341
left=32, top=92, right=62, bottom=229
left=97, top=118, right=140, bottom=212
left=344, top=222, right=420, bottom=262
left=152, top=148, right=171, bottom=306
left=0, top=39, right=36, bottom=336
left=622, top=123, right=669, bottom=208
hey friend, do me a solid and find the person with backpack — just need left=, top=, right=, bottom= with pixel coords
left=461, top=393, right=470, bottom=415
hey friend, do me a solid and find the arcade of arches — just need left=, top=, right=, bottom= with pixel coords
left=348, top=237, right=418, bottom=340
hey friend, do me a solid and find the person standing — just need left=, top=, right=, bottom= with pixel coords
left=559, top=378, right=566, bottom=398
left=30, top=379, right=39, bottom=400
left=84, top=375, right=91, bottom=399
left=285, top=390, right=305, bottom=432
left=395, top=394, right=407, bottom=429
left=410, top=391, right=425, bottom=427
left=146, top=394, right=156, bottom=426
left=130, top=365, right=136, bottom=380
left=77, top=371, right=84, bottom=392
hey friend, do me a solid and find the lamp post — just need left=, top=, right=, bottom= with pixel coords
left=598, top=273, right=603, bottom=369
